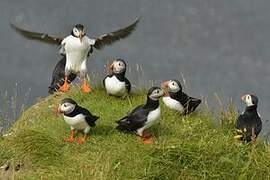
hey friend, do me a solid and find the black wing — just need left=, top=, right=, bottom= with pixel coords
left=78, top=106, right=99, bottom=127
left=254, top=119, right=262, bottom=136
left=235, top=114, right=245, bottom=129
left=124, top=78, right=131, bottom=93
left=93, top=18, right=139, bottom=49
left=116, top=105, right=148, bottom=131
left=10, top=21, right=62, bottom=45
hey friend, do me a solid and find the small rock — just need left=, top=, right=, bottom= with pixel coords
left=0, top=162, right=10, bottom=171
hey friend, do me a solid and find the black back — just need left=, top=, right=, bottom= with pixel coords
left=235, top=106, right=262, bottom=142
left=48, top=56, right=77, bottom=94
left=116, top=96, right=159, bottom=132
left=64, top=105, right=99, bottom=127
left=169, top=91, right=201, bottom=115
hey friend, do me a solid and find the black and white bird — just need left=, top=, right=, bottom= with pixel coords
left=116, top=87, right=164, bottom=144
left=11, top=18, right=139, bottom=93
left=48, top=56, right=76, bottom=94
left=103, top=59, right=131, bottom=96
left=235, top=94, right=262, bottom=143
left=57, top=98, right=99, bottom=144
left=161, top=79, right=201, bottom=115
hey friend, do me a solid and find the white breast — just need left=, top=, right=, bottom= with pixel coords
left=162, top=96, right=184, bottom=112
left=63, top=114, right=90, bottom=130
left=63, top=36, right=91, bottom=73
left=104, top=76, right=126, bottom=96
left=136, top=106, right=161, bottom=136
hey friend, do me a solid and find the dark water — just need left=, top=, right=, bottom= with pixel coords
left=0, top=0, right=270, bottom=137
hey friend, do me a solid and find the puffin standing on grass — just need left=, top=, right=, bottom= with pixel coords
left=116, top=87, right=164, bottom=144
left=103, top=59, right=131, bottom=96
left=161, top=79, right=201, bottom=115
left=234, top=94, right=262, bottom=143
left=57, top=98, right=99, bottom=144
left=11, top=18, right=139, bottom=93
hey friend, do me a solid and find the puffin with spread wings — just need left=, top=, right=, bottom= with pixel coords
left=10, top=18, right=139, bottom=93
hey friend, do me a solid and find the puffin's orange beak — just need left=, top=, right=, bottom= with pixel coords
left=161, top=81, right=169, bottom=96
left=241, top=95, right=246, bottom=101
left=79, top=32, right=83, bottom=43
left=54, top=106, right=63, bottom=116
left=161, top=81, right=169, bottom=89
left=107, top=63, right=114, bottom=74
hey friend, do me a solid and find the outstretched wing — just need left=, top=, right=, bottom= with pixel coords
left=10, top=21, right=63, bottom=45
left=93, top=18, right=139, bottom=49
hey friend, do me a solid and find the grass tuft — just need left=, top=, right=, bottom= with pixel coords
left=0, top=87, right=270, bottom=179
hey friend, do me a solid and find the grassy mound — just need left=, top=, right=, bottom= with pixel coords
left=0, top=87, right=270, bottom=179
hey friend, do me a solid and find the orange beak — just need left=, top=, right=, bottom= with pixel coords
left=161, top=81, right=169, bottom=89
left=54, top=106, right=63, bottom=116
left=79, top=32, right=83, bottom=43
left=161, top=81, right=169, bottom=96
left=107, top=63, right=114, bottom=74
left=241, top=95, right=246, bottom=101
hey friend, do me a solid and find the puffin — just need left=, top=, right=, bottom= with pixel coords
left=116, top=87, right=164, bottom=144
left=103, top=59, right=131, bottom=96
left=11, top=18, right=139, bottom=93
left=161, top=79, right=201, bottom=115
left=57, top=98, right=99, bottom=144
left=234, top=94, right=262, bottom=143
left=48, top=56, right=76, bottom=94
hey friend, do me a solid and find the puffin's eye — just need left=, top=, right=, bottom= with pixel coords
left=119, top=63, right=121, bottom=66
left=64, top=104, right=67, bottom=107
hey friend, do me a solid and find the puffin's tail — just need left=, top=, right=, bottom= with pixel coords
left=115, top=116, right=130, bottom=131
left=185, top=98, right=201, bottom=114
left=88, top=115, right=99, bottom=127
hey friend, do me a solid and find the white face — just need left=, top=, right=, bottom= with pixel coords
left=242, top=94, right=254, bottom=107
left=112, top=60, right=126, bottom=73
left=59, top=102, right=76, bottom=114
left=167, top=80, right=181, bottom=93
left=72, top=27, right=85, bottom=38
left=149, top=88, right=164, bottom=100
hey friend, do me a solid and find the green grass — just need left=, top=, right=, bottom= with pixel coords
left=1, top=87, right=270, bottom=179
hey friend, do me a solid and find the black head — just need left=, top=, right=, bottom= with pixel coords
left=241, top=94, right=258, bottom=107
left=61, top=98, right=77, bottom=106
left=109, top=59, right=127, bottom=74
left=161, top=79, right=182, bottom=93
left=71, top=24, right=86, bottom=41
left=147, top=87, right=164, bottom=100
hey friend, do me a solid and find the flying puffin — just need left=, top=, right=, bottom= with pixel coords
left=161, top=79, right=201, bottom=115
left=57, top=98, right=99, bottom=144
left=48, top=56, right=76, bottom=94
left=11, top=18, right=139, bottom=93
left=234, top=94, right=262, bottom=143
left=116, top=87, right=164, bottom=144
left=103, top=59, right=131, bottom=96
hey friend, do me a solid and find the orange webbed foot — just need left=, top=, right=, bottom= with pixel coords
left=81, top=82, right=91, bottom=93
left=64, top=137, right=75, bottom=143
left=77, top=135, right=88, bottom=144
left=60, top=77, right=69, bottom=92
left=142, top=137, right=153, bottom=144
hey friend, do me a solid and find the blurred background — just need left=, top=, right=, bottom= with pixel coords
left=0, top=0, right=270, bottom=137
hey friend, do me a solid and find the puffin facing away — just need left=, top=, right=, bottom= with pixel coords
left=103, top=59, right=131, bottom=96
left=161, top=79, right=201, bottom=115
left=48, top=56, right=76, bottom=94
left=57, top=98, right=99, bottom=144
left=116, top=87, right=164, bottom=144
left=235, top=94, right=262, bottom=143
left=11, top=18, right=139, bottom=93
